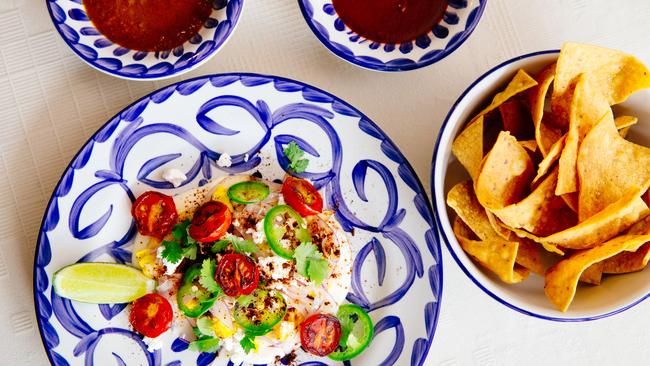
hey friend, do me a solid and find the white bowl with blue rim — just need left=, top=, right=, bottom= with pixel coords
left=46, top=0, right=244, bottom=80
left=432, top=50, right=650, bottom=321
left=298, top=0, right=487, bottom=72
left=34, top=73, right=443, bottom=365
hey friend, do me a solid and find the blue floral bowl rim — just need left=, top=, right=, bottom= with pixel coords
left=45, top=0, right=245, bottom=80
left=297, top=0, right=488, bottom=72
left=430, top=49, right=650, bottom=322
left=33, top=72, right=443, bottom=364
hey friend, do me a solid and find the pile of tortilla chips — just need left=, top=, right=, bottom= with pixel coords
left=447, top=42, right=650, bottom=312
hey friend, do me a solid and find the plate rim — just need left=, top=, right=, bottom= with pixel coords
left=297, top=0, right=488, bottom=72
left=430, top=49, right=650, bottom=322
left=44, top=0, right=245, bottom=80
left=33, top=72, right=443, bottom=365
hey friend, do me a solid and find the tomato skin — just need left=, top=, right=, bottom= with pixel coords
left=282, top=176, right=323, bottom=216
left=300, top=313, right=342, bottom=357
left=132, top=191, right=178, bottom=240
left=216, top=253, right=260, bottom=297
left=188, top=201, right=231, bottom=243
left=129, top=294, right=173, bottom=338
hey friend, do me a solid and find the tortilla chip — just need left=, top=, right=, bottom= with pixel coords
left=579, top=262, right=603, bottom=285
left=532, top=135, right=565, bottom=186
left=516, top=239, right=545, bottom=275
left=578, top=111, right=650, bottom=221
left=542, top=184, right=650, bottom=249
left=452, top=70, right=538, bottom=180
left=499, top=98, right=534, bottom=140
left=544, top=234, right=650, bottom=312
left=486, top=210, right=515, bottom=240
left=447, top=181, right=501, bottom=241
left=491, top=169, right=577, bottom=236
left=528, top=62, right=562, bottom=156
left=519, top=140, right=538, bottom=152
left=552, top=42, right=650, bottom=125
left=615, top=115, right=638, bottom=130
left=453, top=217, right=529, bottom=284
left=561, top=192, right=579, bottom=213
left=475, top=131, right=535, bottom=209
left=506, top=225, right=565, bottom=256
left=556, top=74, right=610, bottom=195
left=602, top=243, right=650, bottom=274
left=627, top=214, right=650, bottom=234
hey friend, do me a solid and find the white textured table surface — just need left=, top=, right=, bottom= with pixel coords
left=3, top=0, right=650, bottom=365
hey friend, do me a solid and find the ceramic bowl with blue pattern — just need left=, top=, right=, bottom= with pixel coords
left=46, top=0, right=244, bottom=80
left=298, top=0, right=486, bottom=72
left=432, top=50, right=650, bottom=321
left=34, top=73, right=442, bottom=365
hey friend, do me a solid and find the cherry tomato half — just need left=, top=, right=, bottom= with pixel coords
left=129, top=293, right=173, bottom=338
left=216, top=253, right=260, bottom=297
left=188, top=201, right=231, bottom=243
left=132, top=191, right=178, bottom=240
left=282, top=176, right=323, bottom=216
left=300, top=313, right=341, bottom=357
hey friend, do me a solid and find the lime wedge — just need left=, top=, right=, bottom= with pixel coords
left=53, top=263, right=156, bottom=304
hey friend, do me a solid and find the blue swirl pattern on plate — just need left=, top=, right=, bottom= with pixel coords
left=34, top=73, right=442, bottom=365
left=45, top=0, right=243, bottom=80
left=299, top=0, right=487, bottom=72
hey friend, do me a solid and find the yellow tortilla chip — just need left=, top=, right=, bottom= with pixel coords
left=532, top=135, right=565, bottom=186
left=447, top=181, right=501, bottom=241
left=506, top=225, right=565, bottom=256
left=486, top=210, right=515, bottom=240
left=561, top=192, right=579, bottom=213
left=491, top=169, right=577, bottom=236
left=579, top=262, right=603, bottom=285
left=528, top=62, right=562, bottom=156
left=552, top=42, right=650, bottom=125
left=475, top=131, right=535, bottom=209
left=556, top=74, right=611, bottom=195
left=615, top=115, right=638, bottom=130
left=544, top=234, right=650, bottom=312
left=542, top=184, right=649, bottom=249
left=578, top=111, right=650, bottom=221
left=499, top=98, right=534, bottom=140
left=518, top=140, right=538, bottom=152
left=452, top=70, right=538, bottom=180
left=602, top=243, right=650, bottom=274
left=453, top=217, right=529, bottom=284
left=516, top=239, right=545, bottom=275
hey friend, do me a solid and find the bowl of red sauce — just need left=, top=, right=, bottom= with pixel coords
left=47, top=0, right=244, bottom=80
left=299, top=0, right=487, bottom=72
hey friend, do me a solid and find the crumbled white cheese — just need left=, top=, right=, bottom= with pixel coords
left=232, top=219, right=241, bottom=228
left=156, top=246, right=180, bottom=275
left=142, top=335, right=164, bottom=351
left=279, top=239, right=291, bottom=249
left=246, top=220, right=266, bottom=245
left=244, top=153, right=249, bottom=162
left=258, top=256, right=292, bottom=280
left=162, top=168, right=186, bottom=188
left=217, top=153, right=232, bottom=167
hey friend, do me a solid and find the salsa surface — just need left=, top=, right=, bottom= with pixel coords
left=83, top=0, right=214, bottom=52
left=331, top=0, right=448, bottom=44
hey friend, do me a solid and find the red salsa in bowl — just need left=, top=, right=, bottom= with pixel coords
left=83, top=0, right=214, bottom=51
left=331, top=0, right=448, bottom=44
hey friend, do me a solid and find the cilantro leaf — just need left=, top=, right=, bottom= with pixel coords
left=172, top=219, right=191, bottom=240
left=199, top=259, right=222, bottom=294
left=192, top=326, right=203, bottom=338
left=213, top=234, right=259, bottom=254
left=283, top=141, right=309, bottom=174
left=294, top=242, right=330, bottom=284
left=240, top=333, right=257, bottom=354
left=211, top=239, right=230, bottom=253
left=161, top=240, right=183, bottom=264
left=189, top=336, right=220, bottom=353
left=307, top=258, right=329, bottom=286
left=183, top=245, right=197, bottom=260
left=196, top=316, right=215, bottom=337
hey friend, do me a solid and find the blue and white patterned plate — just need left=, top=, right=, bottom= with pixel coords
left=46, top=0, right=244, bottom=80
left=298, top=0, right=487, bottom=72
left=34, top=73, right=442, bottom=365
